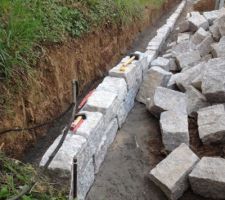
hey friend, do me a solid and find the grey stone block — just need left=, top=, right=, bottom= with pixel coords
left=178, top=20, right=190, bottom=33
left=151, top=57, right=170, bottom=71
left=149, top=143, right=199, bottom=200
left=77, top=158, right=95, bottom=200
left=177, top=33, right=190, bottom=43
left=109, top=59, right=142, bottom=91
left=189, top=157, right=225, bottom=199
left=96, top=76, right=127, bottom=102
left=83, top=90, right=119, bottom=125
left=94, top=118, right=118, bottom=174
left=145, top=50, right=158, bottom=66
left=175, top=62, right=206, bottom=92
left=186, top=86, right=210, bottom=117
left=76, top=111, right=104, bottom=159
left=197, top=35, right=214, bottom=57
left=136, top=67, right=172, bottom=104
left=191, top=27, right=209, bottom=45
left=188, top=12, right=209, bottom=32
left=176, top=50, right=201, bottom=70
left=198, top=104, right=225, bottom=144
left=40, top=133, right=90, bottom=175
left=160, top=111, right=189, bottom=151
left=211, top=36, right=225, bottom=58
left=203, top=10, right=223, bottom=25
left=146, top=87, right=187, bottom=118
left=202, top=57, right=225, bottom=102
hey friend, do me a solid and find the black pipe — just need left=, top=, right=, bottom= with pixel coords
left=73, top=158, right=78, bottom=199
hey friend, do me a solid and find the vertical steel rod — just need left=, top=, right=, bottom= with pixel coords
left=73, top=158, right=78, bottom=199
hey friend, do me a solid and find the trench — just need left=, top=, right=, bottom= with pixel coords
left=23, top=0, right=213, bottom=200
left=87, top=1, right=216, bottom=200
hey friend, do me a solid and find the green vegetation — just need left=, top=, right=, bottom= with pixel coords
left=0, top=152, right=68, bottom=200
left=0, top=0, right=165, bottom=80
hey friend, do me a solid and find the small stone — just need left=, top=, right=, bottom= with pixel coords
left=203, top=10, right=223, bottom=25
left=151, top=57, right=170, bottom=71
left=198, top=104, right=225, bottom=144
left=146, top=87, right=187, bottom=118
left=211, top=36, right=225, bottom=58
left=136, top=67, right=172, bottom=104
left=189, top=157, right=225, bottom=199
left=150, top=143, right=199, bottom=200
left=160, top=111, right=189, bottom=151
left=186, top=85, right=210, bottom=117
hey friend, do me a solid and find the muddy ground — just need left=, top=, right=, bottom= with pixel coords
left=86, top=1, right=223, bottom=200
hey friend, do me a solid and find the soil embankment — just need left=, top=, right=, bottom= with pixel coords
left=0, top=0, right=180, bottom=158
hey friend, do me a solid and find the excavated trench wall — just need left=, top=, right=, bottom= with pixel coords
left=39, top=1, right=187, bottom=200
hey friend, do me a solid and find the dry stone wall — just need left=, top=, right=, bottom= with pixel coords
left=39, top=1, right=186, bottom=199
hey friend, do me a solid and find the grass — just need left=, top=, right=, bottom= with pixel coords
left=0, top=0, right=165, bottom=81
left=0, top=152, right=68, bottom=200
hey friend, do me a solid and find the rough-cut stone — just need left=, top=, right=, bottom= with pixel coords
left=145, top=50, right=158, bottom=66
left=146, top=87, right=187, bottom=118
left=118, top=87, right=136, bottom=127
left=77, top=158, right=95, bottom=200
left=136, top=67, right=172, bottom=104
left=197, top=35, right=214, bottom=57
left=94, top=118, right=118, bottom=173
left=201, top=57, right=225, bottom=102
left=167, top=74, right=180, bottom=89
left=177, top=33, right=190, bottom=43
left=189, top=157, right=225, bottom=199
left=203, top=9, right=223, bottom=25
left=149, top=143, right=199, bottom=200
left=76, top=111, right=104, bottom=160
left=186, top=86, right=210, bottom=117
left=211, top=36, right=225, bottom=58
left=160, top=111, right=189, bottom=151
left=96, top=76, right=127, bottom=102
left=209, top=21, right=221, bottom=42
left=151, top=57, right=170, bottom=71
left=176, top=50, right=201, bottom=70
left=40, top=134, right=88, bottom=173
left=83, top=90, right=119, bottom=125
left=147, top=36, right=165, bottom=51
left=188, top=12, right=209, bottom=32
left=134, top=51, right=149, bottom=74
left=178, top=20, right=190, bottom=33
left=109, top=59, right=142, bottom=91
left=171, top=41, right=194, bottom=58
left=198, top=104, right=225, bottom=144
left=217, top=15, right=225, bottom=37
left=191, top=27, right=209, bottom=45
left=175, top=62, right=206, bottom=91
